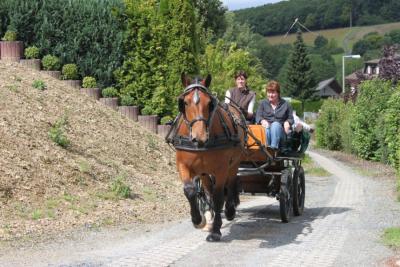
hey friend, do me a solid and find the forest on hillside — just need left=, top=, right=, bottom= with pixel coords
left=235, top=0, right=400, bottom=36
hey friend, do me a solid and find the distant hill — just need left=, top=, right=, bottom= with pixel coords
left=234, top=0, right=400, bottom=36
left=266, top=22, right=400, bottom=52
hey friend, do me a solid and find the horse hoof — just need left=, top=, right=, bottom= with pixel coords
left=193, top=214, right=206, bottom=229
left=206, top=233, right=221, bottom=242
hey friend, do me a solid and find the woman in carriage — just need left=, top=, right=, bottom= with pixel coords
left=255, top=80, right=294, bottom=156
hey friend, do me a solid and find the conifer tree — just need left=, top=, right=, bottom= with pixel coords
left=115, top=0, right=166, bottom=113
left=153, top=0, right=200, bottom=116
left=284, top=29, right=316, bottom=101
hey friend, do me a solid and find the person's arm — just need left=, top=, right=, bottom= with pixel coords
left=225, top=90, right=231, bottom=104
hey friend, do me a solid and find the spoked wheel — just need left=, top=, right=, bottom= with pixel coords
left=293, top=166, right=305, bottom=216
left=279, top=168, right=292, bottom=223
left=194, top=176, right=214, bottom=219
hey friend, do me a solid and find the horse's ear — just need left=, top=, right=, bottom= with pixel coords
left=181, top=73, right=190, bottom=87
left=202, top=74, right=212, bottom=88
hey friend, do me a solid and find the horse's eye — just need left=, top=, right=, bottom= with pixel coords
left=185, top=101, right=188, bottom=106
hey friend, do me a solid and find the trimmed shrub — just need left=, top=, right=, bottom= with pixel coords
left=315, top=98, right=345, bottom=150
left=61, top=64, right=79, bottom=80
left=102, top=86, right=118, bottom=98
left=24, top=45, right=39, bottom=59
left=120, top=95, right=135, bottom=106
left=82, top=76, right=97, bottom=88
left=2, top=30, right=16, bottom=41
left=352, top=80, right=393, bottom=161
left=160, top=115, right=173, bottom=125
left=42, top=55, right=61, bottom=71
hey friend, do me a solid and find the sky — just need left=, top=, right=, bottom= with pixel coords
left=221, top=0, right=283, bottom=11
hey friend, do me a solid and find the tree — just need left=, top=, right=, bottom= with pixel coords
left=193, top=0, right=227, bottom=38
left=284, top=30, right=316, bottom=101
left=153, top=0, right=200, bottom=116
left=309, top=54, right=336, bottom=83
left=115, top=0, right=166, bottom=112
left=314, top=35, right=328, bottom=49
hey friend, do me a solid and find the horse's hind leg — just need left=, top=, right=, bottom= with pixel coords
left=224, top=177, right=240, bottom=221
left=224, top=169, right=241, bottom=221
left=206, top=187, right=224, bottom=242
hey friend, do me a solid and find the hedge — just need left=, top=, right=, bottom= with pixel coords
left=351, top=80, right=393, bottom=161
left=0, top=0, right=124, bottom=88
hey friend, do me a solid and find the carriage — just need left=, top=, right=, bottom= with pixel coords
left=237, top=124, right=309, bottom=222
left=167, top=74, right=309, bottom=241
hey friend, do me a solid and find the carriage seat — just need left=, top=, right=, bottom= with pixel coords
left=245, top=124, right=310, bottom=156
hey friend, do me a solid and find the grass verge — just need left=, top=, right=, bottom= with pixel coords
left=383, top=227, right=400, bottom=248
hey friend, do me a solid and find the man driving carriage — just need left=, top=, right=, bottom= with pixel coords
left=224, top=70, right=256, bottom=123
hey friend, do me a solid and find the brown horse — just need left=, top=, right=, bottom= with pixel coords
left=167, top=74, right=246, bottom=242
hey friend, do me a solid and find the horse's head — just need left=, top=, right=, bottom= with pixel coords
left=179, top=74, right=215, bottom=147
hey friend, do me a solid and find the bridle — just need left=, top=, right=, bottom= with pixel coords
left=178, top=83, right=218, bottom=140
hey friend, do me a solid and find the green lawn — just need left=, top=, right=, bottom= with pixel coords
left=266, top=21, right=400, bottom=49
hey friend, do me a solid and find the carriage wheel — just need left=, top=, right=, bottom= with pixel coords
left=195, top=176, right=214, bottom=218
left=279, top=169, right=292, bottom=223
left=293, top=166, right=305, bottom=216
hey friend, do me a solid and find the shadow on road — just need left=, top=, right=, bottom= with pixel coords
left=221, top=205, right=351, bottom=248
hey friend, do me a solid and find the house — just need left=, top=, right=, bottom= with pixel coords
left=345, top=53, right=400, bottom=88
left=314, top=77, right=342, bottom=98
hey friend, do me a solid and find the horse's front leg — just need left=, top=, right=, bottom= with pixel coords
left=178, top=163, right=205, bottom=229
left=206, top=185, right=224, bottom=242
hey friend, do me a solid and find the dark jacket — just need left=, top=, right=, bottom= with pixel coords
left=256, top=98, right=294, bottom=126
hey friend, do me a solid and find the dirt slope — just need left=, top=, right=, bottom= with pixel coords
left=0, top=61, right=187, bottom=241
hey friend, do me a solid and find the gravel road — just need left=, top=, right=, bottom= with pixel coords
left=1, top=150, right=400, bottom=266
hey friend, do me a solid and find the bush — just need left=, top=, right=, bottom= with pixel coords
left=304, top=100, right=324, bottom=112
left=42, top=55, right=61, bottom=71
left=2, top=30, right=16, bottom=41
left=289, top=99, right=303, bottom=118
left=82, top=76, right=97, bottom=88
left=315, top=98, right=345, bottom=150
left=32, top=80, right=46, bottom=90
left=102, top=87, right=118, bottom=98
left=339, top=102, right=355, bottom=153
left=383, top=86, right=400, bottom=169
left=61, top=64, right=79, bottom=80
left=24, top=46, right=39, bottom=59
left=48, top=116, right=70, bottom=148
left=120, top=95, right=135, bottom=106
left=111, top=175, right=131, bottom=199
left=352, top=80, right=393, bottom=161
